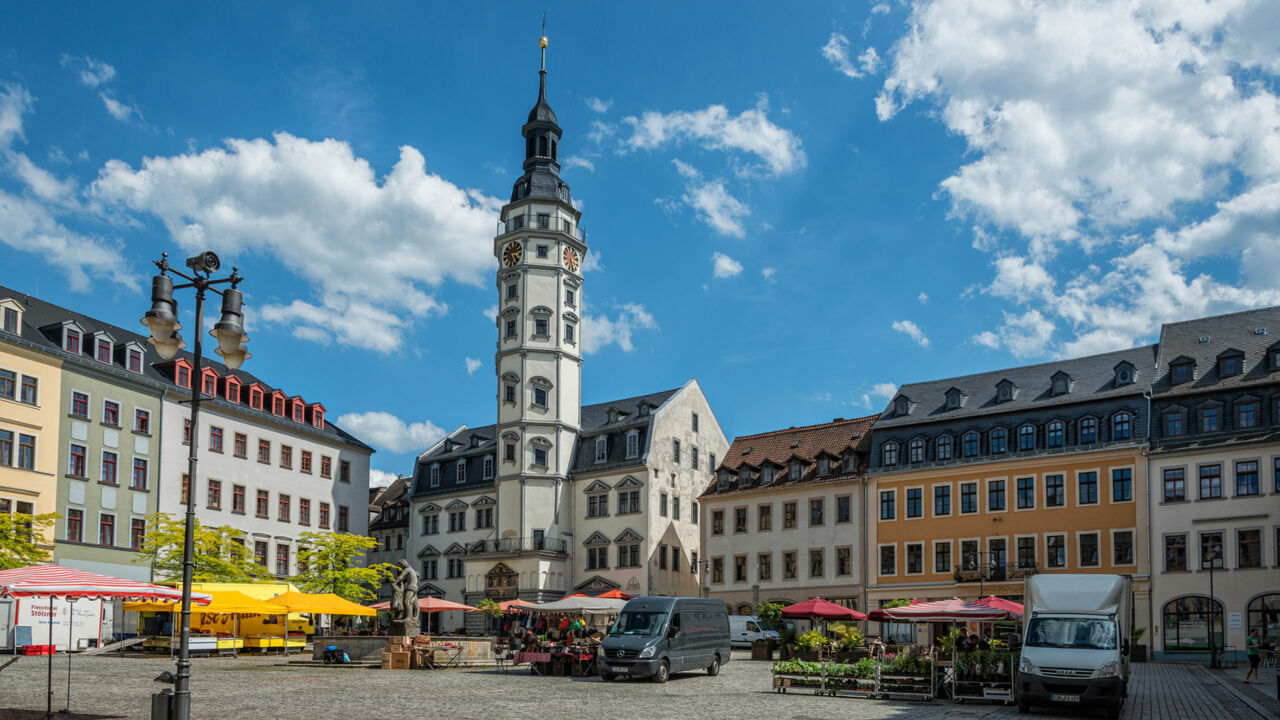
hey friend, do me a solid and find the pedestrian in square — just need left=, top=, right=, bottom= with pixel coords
left=1244, top=628, right=1261, bottom=684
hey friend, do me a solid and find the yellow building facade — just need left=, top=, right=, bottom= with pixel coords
left=0, top=308, right=64, bottom=548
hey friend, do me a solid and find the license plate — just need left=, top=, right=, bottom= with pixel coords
left=611, top=666, right=629, bottom=673
left=1051, top=694, right=1081, bottom=703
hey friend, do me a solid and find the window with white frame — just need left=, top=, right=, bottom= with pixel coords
left=625, top=430, right=639, bottom=458
left=594, top=436, right=607, bottom=463
left=429, top=464, right=440, bottom=487
left=456, top=461, right=466, bottom=484
left=482, top=455, right=494, bottom=480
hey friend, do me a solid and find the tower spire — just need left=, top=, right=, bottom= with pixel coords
left=539, top=15, right=548, bottom=101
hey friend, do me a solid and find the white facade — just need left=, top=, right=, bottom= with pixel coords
left=1148, top=442, right=1280, bottom=658
left=158, top=394, right=371, bottom=577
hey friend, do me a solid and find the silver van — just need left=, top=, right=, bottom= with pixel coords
left=598, top=597, right=731, bottom=683
left=728, top=615, right=779, bottom=648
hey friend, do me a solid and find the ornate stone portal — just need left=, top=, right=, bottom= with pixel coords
left=389, top=559, right=421, bottom=637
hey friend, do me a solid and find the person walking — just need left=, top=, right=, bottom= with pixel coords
left=1244, top=628, right=1262, bottom=684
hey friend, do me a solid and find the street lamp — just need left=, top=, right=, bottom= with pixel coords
left=140, top=251, right=248, bottom=720
left=1206, top=541, right=1221, bottom=670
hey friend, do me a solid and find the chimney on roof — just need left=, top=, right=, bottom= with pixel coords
left=833, top=417, right=844, bottom=423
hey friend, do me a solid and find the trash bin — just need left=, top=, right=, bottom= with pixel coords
left=151, top=689, right=173, bottom=720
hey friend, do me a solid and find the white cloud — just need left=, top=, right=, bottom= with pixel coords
left=822, top=33, right=880, bottom=79
left=857, top=381, right=899, bottom=409
left=93, top=133, right=503, bottom=352
left=464, top=357, right=482, bottom=376
left=891, top=319, right=931, bottom=348
left=620, top=95, right=805, bottom=176
left=872, top=3, right=891, bottom=14
left=482, top=305, right=498, bottom=322
left=334, top=411, right=445, bottom=453
left=761, top=267, right=776, bottom=283
left=711, top=252, right=743, bottom=278
left=581, top=302, right=658, bottom=354
left=586, top=97, right=612, bottom=114
left=918, top=291, right=928, bottom=304
left=875, top=0, right=1280, bottom=356
left=98, top=91, right=142, bottom=123
left=0, top=83, right=135, bottom=292
left=580, top=249, right=604, bottom=273
left=60, top=55, right=116, bottom=88
left=562, top=155, right=595, bottom=172
left=369, top=469, right=400, bottom=488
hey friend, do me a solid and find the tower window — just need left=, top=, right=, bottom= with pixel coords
left=506, top=284, right=518, bottom=300
left=504, top=383, right=516, bottom=403
left=505, top=320, right=517, bottom=338
left=534, top=318, right=549, bottom=336
left=565, top=288, right=576, bottom=306
left=538, top=136, right=548, bottom=157
left=564, top=323, right=575, bottom=344
left=504, top=443, right=516, bottom=462
left=536, top=244, right=549, bottom=257
left=533, top=387, right=548, bottom=407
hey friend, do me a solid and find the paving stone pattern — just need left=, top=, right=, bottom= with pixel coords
left=0, top=653, right=1264, bottom=720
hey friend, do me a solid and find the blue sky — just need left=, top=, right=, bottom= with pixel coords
left=3, top=1, right=1279, bottom=484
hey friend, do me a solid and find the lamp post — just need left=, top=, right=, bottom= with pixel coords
left=140, top=251, right=249, bottom=720
left=1207, top=541, right=1221, bottom=670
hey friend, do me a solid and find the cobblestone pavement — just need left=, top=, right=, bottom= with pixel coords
left=0, top=653, right=1266, bottom=720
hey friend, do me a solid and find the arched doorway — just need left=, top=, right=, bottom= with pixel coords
left=1247, top=593, right=1279, bottom=645
left=737, top=604, right=753, bottom=616
left=1162, top=595, right=1223, bottom=653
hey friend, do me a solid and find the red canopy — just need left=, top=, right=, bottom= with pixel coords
left=500, top=599, right=534, bottom=613
left=977, top=595, right=1024, bottom=618
left=594, top=589, right=631, bottom=600
left=369, top=597, right=476, bottom=613
left=781, top=597, right=867, bottom=621
left=880, top=598, right=1011, bottom=622
left=0, top=564, right=211, bottom=603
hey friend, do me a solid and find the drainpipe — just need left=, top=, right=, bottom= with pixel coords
left=1142, top=389, right=1154, bottom=655
left=861, top=475, right=869, bottom=618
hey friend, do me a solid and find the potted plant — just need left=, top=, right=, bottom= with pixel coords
left=1131, top=627, right=1147, bottom=662
left=832, top=628, right=867, bottom=662
left=793, top=629, right=828, bottom=662
left=753, top=602, right=784, bottom=661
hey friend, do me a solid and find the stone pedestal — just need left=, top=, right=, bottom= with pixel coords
left=390, top=618, right=420, bottom=639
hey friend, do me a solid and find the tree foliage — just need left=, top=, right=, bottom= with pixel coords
left=293, top=531, right=394, bottom=603
left=133, top=512, right=272, bottom=583
left=755, top=601, right=785, bottom=626
left=0, top=512, right=59, bottom=570
left=476, top=598, right=503, bottom=618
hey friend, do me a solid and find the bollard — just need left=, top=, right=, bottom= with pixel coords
left=151, top=689, right=174, bottom=720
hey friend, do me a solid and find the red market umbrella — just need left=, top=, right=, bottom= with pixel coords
left=499, top=599, right=534, bottom=613
left=0, top=565, right=212, bottom=718
left=781, top=597, right=867, bottom=621
left=880, top=597, right=1011, bottom=622
left=594, top=589, right=631, bottom=600
left=976, top=596, right=1024, bottom=619
left=368, top=597, right=477, bottom=613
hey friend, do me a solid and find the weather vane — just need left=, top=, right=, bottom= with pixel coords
left=540, top=13, right=548, bottom=71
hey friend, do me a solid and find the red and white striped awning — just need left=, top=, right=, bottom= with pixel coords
left=0, top=565, right=211, bottom=604
left=879, top=597, right=1011, bottom=622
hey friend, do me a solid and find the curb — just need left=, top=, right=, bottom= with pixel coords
left=1191, top=664, right=1274, bottom=719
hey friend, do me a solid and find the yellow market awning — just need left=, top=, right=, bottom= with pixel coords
left=124, top=589, right=287, bottom=615
left=268, top=591, right=376, bottom=616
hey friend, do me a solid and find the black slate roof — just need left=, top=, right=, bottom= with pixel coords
left=0, top=284, right=373, bottom=452
left=874, top=344, right=1157, bottom=429
left=409, top=388, right=679, bottom=499
left=1153, top=305, right=1280, bottom=397
left=368, top=476, right=410, bottom=532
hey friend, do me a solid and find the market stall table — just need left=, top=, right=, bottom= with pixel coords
left=881, top=597, right=1017, bottom=703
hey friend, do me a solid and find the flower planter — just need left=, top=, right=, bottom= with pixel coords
left=751, top=639, right=777, bottom=661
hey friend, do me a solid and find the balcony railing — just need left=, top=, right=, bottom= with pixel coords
left=467, top=536, right=567, bottom=555
left=953, top=562, right=1038, bottom=583
left=496, top=212, right=586, bottom=243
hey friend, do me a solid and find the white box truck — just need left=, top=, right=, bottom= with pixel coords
left=1016, top=574, right=1132, bottom=718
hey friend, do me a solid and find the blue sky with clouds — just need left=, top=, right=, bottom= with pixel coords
left=3, top=1, right=1279, bottom=484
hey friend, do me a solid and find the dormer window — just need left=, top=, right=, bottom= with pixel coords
left=430, top=464, right=440, bottom=487
left=64, top=327, right=81, bottom=354
left=1114, top=363, right=1134, bottom=386
left=718, top=470, right=731, bottom=490
left=936, top=435, right=954, bottom=461
left=738, top=466, right=752, bottom=484
left=1270, top=347, right=1280, bottom=371
left=1046, top=420, right=1065, bottom=447
left=1050, top=371, right=1070, bottom=396
left=225, top=377, right=241, bottom=403
left=292, top=399, right=305, bottom=423
left=456, top=461, right=467, bottom=484
left=249, top=386, right=264, bottom=411
left=483, top=455, right=494, bottom=479
left=125, top=344, right=144, bottom=373
left=989, top=428, right=1006, bottom=454
left=788, top=460, right=802, bottom=480
left=311, top=405, right=325, bottom=429
left=893, top=396, right=910, bottom=416
left=1170, top=360, right=1193, bottom=385
left=625, top=430, right=639, bottom=459
left=95, top=338, right=112, bottom=363
left=760, top=465, right=774, bottom=484
left=996, top=379, right=1015, bottom=403
left=944, top=388, right=963, bottom=410
left=908, top=438, right=925, bottom=463
left=1017, top=424, right=1036, bottom=451
left=201, top=369, right=218, bottom=396
left=817, top=457, right=830, bottom=476
left=175, top=362, right=191, bottom=388
left=594, top=436, right=607, bottom=463
left=0, top=301, right=20, bottom=334
left=882, top=441, right=899, bottom=466
left=1217, top=351, right=1243, bottom=378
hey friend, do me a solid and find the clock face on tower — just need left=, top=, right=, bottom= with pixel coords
left=563, top=247, right=580, bottom=273
left=502, top=242, right=523, bottom=267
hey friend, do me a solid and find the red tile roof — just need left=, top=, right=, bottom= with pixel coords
left=701, top=415, right=877, bottom=497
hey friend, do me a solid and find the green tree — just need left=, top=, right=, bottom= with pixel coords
left=476, top=598, right=503, bottom=619
left=755, top=601, right=785, bottom=627
left=293, top=531, right=394, bottom=603
left=0, top=512, right=59, bottom=570
left=134, top=512, right=272, bottom=583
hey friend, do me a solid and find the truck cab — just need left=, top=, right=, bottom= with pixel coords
left=1017, top=574, right=1132, bottom=718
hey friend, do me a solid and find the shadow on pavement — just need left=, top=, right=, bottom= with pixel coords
left=0, top=710, right=127, bottom=719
